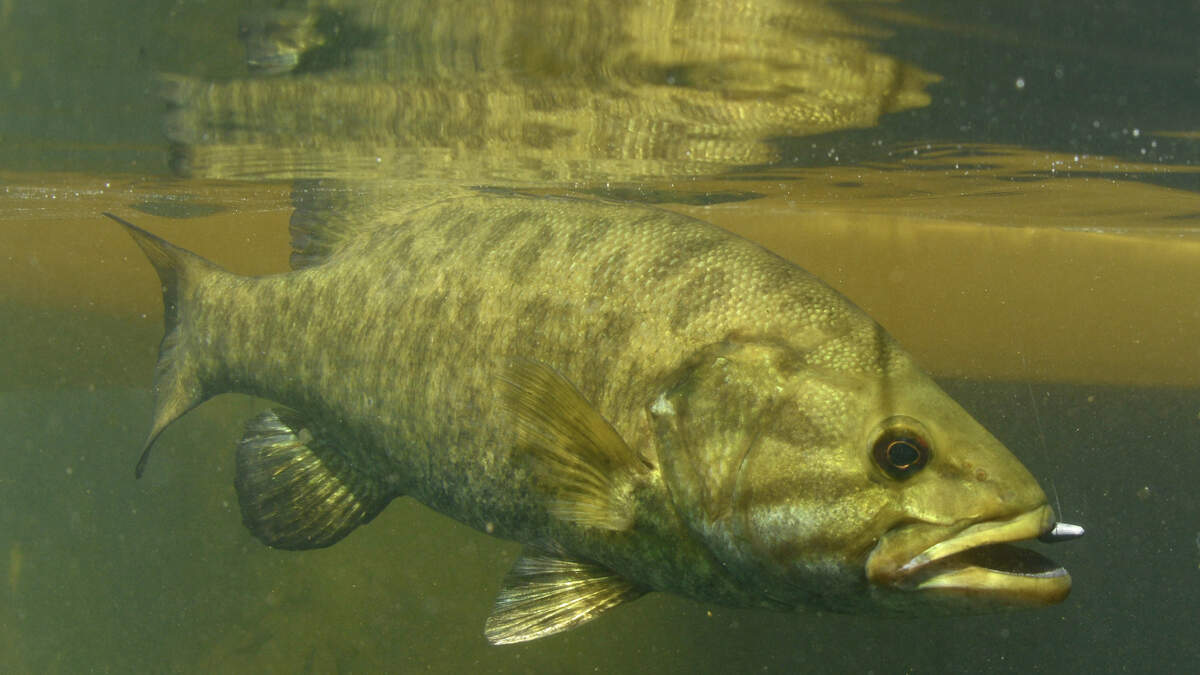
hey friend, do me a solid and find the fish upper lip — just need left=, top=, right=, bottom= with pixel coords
left=896, top=506, right=1055, bottom=578
left=866, top=504, right=1072, bottom=603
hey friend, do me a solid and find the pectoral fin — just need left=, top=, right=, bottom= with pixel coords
left=500, top=359, right=647, bottom=531
left=485, top=550, right=644, bottom=645
left=235, top=409, right=392, bottom=550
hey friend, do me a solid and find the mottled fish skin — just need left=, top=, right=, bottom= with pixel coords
left=115, top=191, right=1072, bottom=639
left=179, top=193, right=869, bottom=599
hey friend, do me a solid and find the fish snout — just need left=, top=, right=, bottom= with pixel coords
left=865, top=506, right=1074, bottom=609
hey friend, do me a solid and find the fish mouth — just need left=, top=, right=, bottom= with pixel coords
left=866, top=505, right=1073, bottom=607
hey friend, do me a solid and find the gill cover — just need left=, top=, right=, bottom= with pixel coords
left=649, top=340, right=828, bottom=586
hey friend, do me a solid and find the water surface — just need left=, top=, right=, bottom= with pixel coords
left=2, top=1, right=1198, bottom=672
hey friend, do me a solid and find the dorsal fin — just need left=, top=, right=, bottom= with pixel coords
left=288, top=180, right=369, bottom=269
left=288, top=181, right=477, bottom=269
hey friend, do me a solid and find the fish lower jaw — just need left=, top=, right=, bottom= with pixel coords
left=866, top=506, right=1072, bottom=608
left=904, top=544, right=1071, bottom=606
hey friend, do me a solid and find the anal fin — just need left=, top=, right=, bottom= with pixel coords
left=235, top=409, right=391, bottom=550
left=485, top=550, right=644, bottom=645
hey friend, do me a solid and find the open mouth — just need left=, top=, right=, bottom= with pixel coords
left=867, top=506, right=1079, bottom=606
left=905, top=542, right=1067, bottom=586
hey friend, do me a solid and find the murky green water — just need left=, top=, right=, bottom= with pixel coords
left=2, top=1, right=1198, bottom=672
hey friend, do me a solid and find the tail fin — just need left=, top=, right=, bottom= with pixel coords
left=104, top=213, right=221, bottom=478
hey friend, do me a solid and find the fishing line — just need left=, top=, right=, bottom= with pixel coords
left=1021, top=351, right=1061, bottom=518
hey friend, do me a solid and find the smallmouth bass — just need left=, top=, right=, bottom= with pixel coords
left=108, top=191, right=1080, bottom=644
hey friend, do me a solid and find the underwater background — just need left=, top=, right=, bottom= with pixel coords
left=2, top=1, right=1198, bottom=672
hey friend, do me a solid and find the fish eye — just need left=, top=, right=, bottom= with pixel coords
left=872, top=427, right=931, bottom=480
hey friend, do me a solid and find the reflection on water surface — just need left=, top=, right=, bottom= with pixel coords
left=1, top=0, right=1198, bottom=672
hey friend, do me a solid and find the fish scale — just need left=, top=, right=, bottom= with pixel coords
left=107, top=191, right=1079, bottom=644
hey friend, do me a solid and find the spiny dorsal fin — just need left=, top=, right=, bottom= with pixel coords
left=500, top=359, right=647, bottom=531
left=235, top=409, right=393, bottom=550
left=485, top=550, right=644, bottom=645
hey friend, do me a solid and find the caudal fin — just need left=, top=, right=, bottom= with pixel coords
left=104, top=213, right=220, bottom=478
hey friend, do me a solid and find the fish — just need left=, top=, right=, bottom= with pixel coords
left=106, top=190, right=1081, bottom=644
